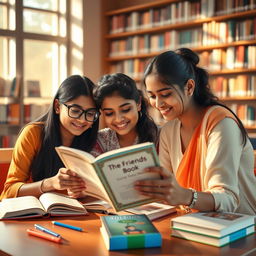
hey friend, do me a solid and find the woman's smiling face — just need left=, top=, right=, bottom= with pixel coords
left=145, top=74, right=185, bottom=121
left=55, top=95, right=96, bottom=145
left=101, top=92, right=141, bottom=137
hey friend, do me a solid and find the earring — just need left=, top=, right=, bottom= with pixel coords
left=139, top=111, right=143, bottom=118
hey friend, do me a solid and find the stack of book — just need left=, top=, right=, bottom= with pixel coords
left=171, top=212, right=255, bottom=247
left=100, top=214, right=162, bottom=250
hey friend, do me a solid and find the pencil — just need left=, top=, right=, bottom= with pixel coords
left=52, top=221, right=83, bottom=232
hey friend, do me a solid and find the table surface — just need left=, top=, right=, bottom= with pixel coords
left=0, top=211, right=255, bottom=256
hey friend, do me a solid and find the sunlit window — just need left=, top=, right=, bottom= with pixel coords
left=23, top=0, right=66, bottom=36
left=24, top=40, right=66, bottom=97
left=0, top=36, right=16, bottom=79
left=0, top=0, right=83, bottom=100
left=0, top=0, right=15, bottom=30
left=0, top=0, right=83, bottom=141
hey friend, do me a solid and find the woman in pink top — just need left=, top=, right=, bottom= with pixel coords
left=91, top=73, right=159, bottom=156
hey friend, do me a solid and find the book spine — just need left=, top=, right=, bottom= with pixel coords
left=109, top=233, right=161, bottom=250
left=228, top=224, right=255, bottom=243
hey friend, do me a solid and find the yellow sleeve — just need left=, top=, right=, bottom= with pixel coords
left=0, top=123, right=42, bottom=199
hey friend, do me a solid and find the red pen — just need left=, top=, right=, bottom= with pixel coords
left=27, top=228, right=62, bottom=243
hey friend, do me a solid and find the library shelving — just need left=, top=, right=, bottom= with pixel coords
left=104, top=0, right=256, bottom=132
left=0, top=78, right=51, bottom=147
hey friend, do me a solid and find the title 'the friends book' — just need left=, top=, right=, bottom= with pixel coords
left=55, top=142, right=160, bottom=212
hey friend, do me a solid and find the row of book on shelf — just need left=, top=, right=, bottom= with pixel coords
left=109, top=21, right=256, bottom=57
left=109, top=51, right=256, bottom=78
left=0, top=77, right=19, bottom=98
left=109, top=0, right=256, bottom=34
left=227, top=104, right=256, bottom=127
left=209, top=75, right=256, bottom=98
left=0, top=103, right=49, bottom=125
left=0, top=77, right=41, bottom=97
left=0, top=135, right=17, bottom=147
left=0, top=142, right=255, bottom=249
left=200, top=46, right=256, bottom=70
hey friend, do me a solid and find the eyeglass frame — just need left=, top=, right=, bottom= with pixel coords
left=62, top=103, right=100, bottom=122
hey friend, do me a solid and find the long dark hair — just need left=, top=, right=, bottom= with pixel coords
left=94, top=73, right=158, bottom=144
left=143, top=48, right=247, bottom=145
left=30, top=75, right=99, bottom=181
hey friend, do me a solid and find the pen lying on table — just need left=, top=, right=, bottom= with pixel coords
left=34, top=224, right=61, bottom=237
left=52, top=221, right=83, bottom=232
left=27, top=229, right=62, bottom=243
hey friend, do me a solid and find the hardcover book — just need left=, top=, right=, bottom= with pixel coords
left=171, top=225, right=255, bottom=247
left=55, top=142, right=160, bottom=212
left=171, top=211, right=255, bottom=247
left=0, top=192, right=88, bottom=219
left=100, top=214, right=162, bottom=250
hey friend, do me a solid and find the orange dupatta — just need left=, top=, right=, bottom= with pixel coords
left=175, top=106, right=237, bottom=191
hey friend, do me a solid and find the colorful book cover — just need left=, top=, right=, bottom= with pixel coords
left=56, top=142, right=160, bottom=212
left=100, top=214, right=162, bottom=250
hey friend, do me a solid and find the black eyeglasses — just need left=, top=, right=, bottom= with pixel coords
left=62, top=103, right=100, bottom=122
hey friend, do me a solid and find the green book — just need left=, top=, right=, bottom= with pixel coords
left=55, top=142, right=160, bottom=212
left=100, top=214, right=162, bottom=250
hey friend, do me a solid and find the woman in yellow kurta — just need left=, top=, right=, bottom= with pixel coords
left=135, top=48, right=256, bottom=215
left=1, top=75, right=99, bottom=200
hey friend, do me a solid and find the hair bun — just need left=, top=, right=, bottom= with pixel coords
left=176, top=48, right=199, bottom=66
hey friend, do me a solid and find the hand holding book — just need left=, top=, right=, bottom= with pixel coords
left=134, top=166, right=188, bottom=206
left=55, top=142, right=160, bottom=212
left=42, top=168, right=86, bottom=199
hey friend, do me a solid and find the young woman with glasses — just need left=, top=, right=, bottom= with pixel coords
left=1, top=75, right=100, bottom=200
left=91, top=73, right=159, bottom=157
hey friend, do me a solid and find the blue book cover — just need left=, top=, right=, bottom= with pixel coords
left=100, top=214, right=162, bottom=250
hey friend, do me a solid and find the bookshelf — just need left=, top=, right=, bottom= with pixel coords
left=0, top=77, right=51, bottom=147
left=104, top=0, right=256, bottom=132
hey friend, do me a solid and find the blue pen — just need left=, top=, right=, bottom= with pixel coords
left=52, top=221, right=83, bottom=232
left=34, top=224, right=61, bottom=237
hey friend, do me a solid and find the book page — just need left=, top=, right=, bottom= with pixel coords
left=55, top=147, right=110, bottom=203
left=126, top=203, right=176, bottom=220
left=39, top=192, right=86, bottom=214
left=0, top=196, right=45, bottom=219
left=83, top=200, right=113, bottom=212
left=95, top=144, right=160, bottom=210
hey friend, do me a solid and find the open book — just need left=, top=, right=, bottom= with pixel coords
left=84, top=200, right=176, bottom=220
left=0, top=192, right=88, bottom=219
left=55, top=142, right=160, bottom=212
left=126, top=202, right=176, bottom=220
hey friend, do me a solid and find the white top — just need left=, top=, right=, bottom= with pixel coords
left=160, top=117, right=256, bottom=215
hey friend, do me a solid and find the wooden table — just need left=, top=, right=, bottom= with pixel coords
left=0, top=212, right=255, bottom=256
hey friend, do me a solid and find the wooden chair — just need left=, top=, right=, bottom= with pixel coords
left=0, top=148, right=13, bottom=194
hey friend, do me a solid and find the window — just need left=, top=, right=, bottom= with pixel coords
left=0, top=0, right=84, bottom=98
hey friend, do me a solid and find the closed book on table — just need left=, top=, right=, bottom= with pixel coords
left=171, top=211, right=255, bottom=247
left=172, top=224, right=254, bottom=247
left=100, top=214, right=162, bottom=250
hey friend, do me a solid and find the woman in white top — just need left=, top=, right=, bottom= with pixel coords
left=134, top=48, right=256, bottom=215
